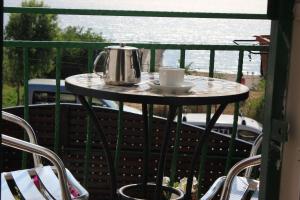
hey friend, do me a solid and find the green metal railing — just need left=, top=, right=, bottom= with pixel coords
left=3, top=6, right=269, bottom=197
left=4, top=7, right=268, bottom=19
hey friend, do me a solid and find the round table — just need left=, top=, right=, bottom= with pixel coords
left=65, top=72, right=249, bottom=200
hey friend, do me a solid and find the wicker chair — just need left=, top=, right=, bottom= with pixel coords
left=1, top=111, right=89, bottom=200
left=201, top=134, right=262, bottom=200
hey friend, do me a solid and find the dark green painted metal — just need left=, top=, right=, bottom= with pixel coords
left=185, top=103, right=228, bottom=199
left=169, top=49, right=185, bottom=186
left=197, top=141, right=208, bottom=198
left=225, top=50, right=244, bottom=173
left=23, top=48, right=29, bottom=121
left=141, top=104, right=149, bottom=196
left=22, top=47, right=29, bottom=169
left=260, top=0, right=294, bottom=195
left=54, top=48, right=62, bottom=153
left=154, top=105, right=177, bottom=200
left=148, top=48, right=155, bottom=151
left=180, top=49, right=186, bottom=68
left=78, top=96, right=117, bottom=200
left=208, top=50, right=215, bottom=78
left=197, top=50, right=215, bottom=197
left=170, top=49, right=185, bottom=185
left=83, top=48, right=94, bottom=186
left=3, top=41, right=268, bottom=52
left=4, top=7, right=268, bottom=19
left=148, top=104, right=154, bottom=147
left=114, top=101, right=124, bottom=170
left=169, top=106, right=183, bottom=186
left=87, top=49, right=93, bottom=73
left=147, top=48, right=156, bottom=188
left=150, top=48, right=156, bottom=72
left=267, top=0, right=295, bottom=20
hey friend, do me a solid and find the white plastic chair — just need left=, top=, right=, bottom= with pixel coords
left=201, top=135, right=262, bottom=200
left=1, top=111, right=89, bottom=200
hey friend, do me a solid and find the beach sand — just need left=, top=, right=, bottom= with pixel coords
left=188, top=70, right=262, bottom=90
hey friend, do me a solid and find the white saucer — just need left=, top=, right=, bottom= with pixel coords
left=148, top=80, right=194, bottom=94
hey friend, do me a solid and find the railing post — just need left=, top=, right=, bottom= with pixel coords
left=144, top=48, right=156, bottom=190
left=115, top=101, right=124, bottom=170
left=54, top=48, right=62, bottom=154
left=22, top=47, right=29, bottom=169
left=197, top=49, right=215, bottom=197
left=150, top=48, right=156, bottom=72
left=83, top=48, right=94, bottom=186
left=148, top=48, right=156, bottom=151
left=169, top=49, right=186, bottom=186
left=225, top=50, right=244, bottom=173
left=180, top=49, right=186, bottom=68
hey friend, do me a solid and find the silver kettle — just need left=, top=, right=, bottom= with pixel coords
left=93, top=45, right=142, bottom=86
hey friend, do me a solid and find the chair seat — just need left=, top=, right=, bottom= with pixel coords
left=200, top=176, right=259, bottom=200
left=229, top=176, right=259, bottom=200
left=1, top=166, right=88, bottom=200
left=1, top=173, right=16, bottom=200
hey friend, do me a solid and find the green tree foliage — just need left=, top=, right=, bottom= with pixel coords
left=56, top=26, right=106, bottom=78
left=4, top=0, right=59, bottom=104
left=3, top=0, right=107, bottom=106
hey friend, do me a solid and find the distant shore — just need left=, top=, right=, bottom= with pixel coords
left=188, top=70, right=262, bottom=90
left=141, top=50, right=262, bottom=90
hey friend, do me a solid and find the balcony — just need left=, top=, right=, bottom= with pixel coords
left=3, top=1, right=293, bottom=200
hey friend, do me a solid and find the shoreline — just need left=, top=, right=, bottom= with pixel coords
left=141, top=50, right=262, bottom=90
left=188, top=70, right=262, bottom=90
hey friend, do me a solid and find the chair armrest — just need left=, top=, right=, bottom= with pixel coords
left=2, top=134, right=72, bottom=200
left=200, top=176, right=226, bottom=200
left=65, top=168, right=89, bottom=200
left=220, top=155, right=261, bottom=200
left=2, top=111, right=42, bottom=166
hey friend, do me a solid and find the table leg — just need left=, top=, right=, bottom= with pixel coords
left=78, top=95, right=118, bottom=200
left=184, top=103, right=228, bottom=200
left=155, top=105, right=178, bottom=200
left=142, top=103, right=149, bottom=197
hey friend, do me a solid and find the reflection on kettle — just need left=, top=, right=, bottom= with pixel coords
left=94, top=44, right=143, bottom=86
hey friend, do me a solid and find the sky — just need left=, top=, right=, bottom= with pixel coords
left=5, top=0, right=268, bottom=14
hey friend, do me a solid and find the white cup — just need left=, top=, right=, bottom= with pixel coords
left=159, top=67, right=184, bottom=87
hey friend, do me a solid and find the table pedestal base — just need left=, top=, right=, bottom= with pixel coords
left=118, top=182, right=184, bottom=200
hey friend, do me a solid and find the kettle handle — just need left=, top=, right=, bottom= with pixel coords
left=93, top=51, right=107, bottom=77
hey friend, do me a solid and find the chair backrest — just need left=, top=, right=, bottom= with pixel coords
left=2, top=111, right=42, bottom=166
left=1, top=134, right=72, bottom=200
left=3, top=103, right=252, bottom=199
left=245, top=134, right=262, bottom=178
left=2, top=111, right=89, bottom=200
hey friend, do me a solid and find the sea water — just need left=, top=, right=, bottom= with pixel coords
left=4, top=0, right=271, bottom=74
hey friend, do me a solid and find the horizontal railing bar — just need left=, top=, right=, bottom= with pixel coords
left=4, top=7, right=268, bottom=19
left=3, top=41, right=268, bottom=51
